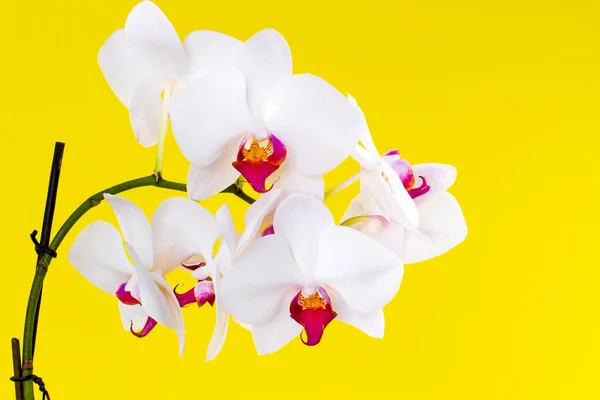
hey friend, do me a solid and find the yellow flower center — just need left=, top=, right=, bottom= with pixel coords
left=297, top=291, right=328, bottom=310
left=241, top=138, right=273, bottom=162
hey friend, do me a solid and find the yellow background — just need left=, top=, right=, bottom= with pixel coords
left=1, top=0, right=599, bottom=398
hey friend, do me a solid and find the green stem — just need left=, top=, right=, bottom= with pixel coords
left=21, top=175, right=253, bottom=399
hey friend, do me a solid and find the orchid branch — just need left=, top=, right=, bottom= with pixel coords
left=19, top=172, right=253, bottom=400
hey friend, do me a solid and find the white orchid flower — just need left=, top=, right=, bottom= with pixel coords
left=236, top=165, right=325, bottom=254
left=341, top=96, right=467, bottom=263
left=68, top=194, right=191, bottom=355
left=169, top=28, right=363, bottom=200
left=169, top=202, right=236, bottom=361
left=220, top=194, right=403, bottom=355
left=98, top=0, right=242, bottom=172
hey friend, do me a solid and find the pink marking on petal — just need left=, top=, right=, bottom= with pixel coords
left=116, top=282, right=139, bottom=305
left=194, top=280, right=215, bottom=307
left=261, top=225, right=275, bottom=236
left=390, top=158, right=415, bottom=190
left=289, top=287, right=337, bottom=346
left=232, top=134, right=287, bottom=193
left=174, top=285, right=197, bottom=307
left=130, top=317, right=157, bottom=338
left=181, top=260, right=206, bottom=271
left=408, top=176, right=431, bottom=199
left=383, top=149, right=399, bottom=156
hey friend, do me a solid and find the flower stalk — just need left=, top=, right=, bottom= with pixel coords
left=154, top=84, right=173, bottom=177
left=16, top=143, right=254, bottom=400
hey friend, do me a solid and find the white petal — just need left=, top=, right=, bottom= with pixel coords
left=206, top=300, right=229, bottom=361
left=251, top=290, right=302, bottom=355
left=235, top=29, right=292, bottom=122
left=273, top=194, right=334, bottom=277
left=411, top=163, right=457, bottom=203
left=151, top=197, right=220, bottom=273
left=68, top=221, right=133, bottom=295
left=170, top=68, right=254, bottom=166
left=362, top=164, right=419, bottom=229
left=266, top=163, right=324, bottom=199
left=186, top=143, right=240, bottom=200
left=268, top=74, right=363, bottom=175
left=375, top=221, right=405, bottom=259
left=220, top=235, right=303, bottom=325
left=216, top=204, right=236, bottom=260
left=404, top=192, right=467, bottom=264
left=104, top=194, right=154, bottom=268
left=315, top=226, right=403, bottom=313
left=237, top=189, right=283, bottom=256
left=118, top=302, right=148, bottom=331
left=340, top=190, right=382, bottom=222
left=329, top=292, right=384, bottom=338
left=184, top=30, right=243, bottom=82
left=206, top=262, right=229, bottom=361
left=137, top=268, right=185, bottom=355
left=98, top=2, right=185, bottom=108
left=124, top=0, right=186, bottom=77
left=98, top=30, right=157, bottom=107
left=243, top=189, right=283, bottom=231
left=347, top=94, right=378, bottom=153
left=352, top=145, right=382, bottom=170
left=128, top=79, right=164, bottom=147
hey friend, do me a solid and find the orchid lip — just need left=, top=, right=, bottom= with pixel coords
left=116, top=282, right=139, bottom=305
left=389, top=157, right=415, bottom=190
left=289, top=287, right=337, bottom=346
left=130, top=317, right=157, bottom=338
left=174, top=282, right=215, bottom=307
left=232, top=134, right=287, bottom=193
left=174, top=285, right=197, bottom=307
left=408, top=176, right=430, bottom=199
left=181, top=260, right=206, bottom=271
left=194, top=280, right=216, bottom=307
left=261, top=224, right=275, bottom=236
left=383, top=149, right=399, bottom=156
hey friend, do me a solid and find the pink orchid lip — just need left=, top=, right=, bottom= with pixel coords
left=408, top=176, right=430, bottom=199
left=130, top=317, right=157, bottom=338
left=390, top=157, right=416, bottom=190
left=260, top=224, right=275, bottom=236
left=181, top=260, right=206, bottom=271
left=232, top=134, right=287, bottom=193
left=116, top=282, right=139, bottom=306
left=383, top=149, right=400, bottom=156
left=174, top=281, right=215, bottom=308
left=289, top=287, right=337, bottom=346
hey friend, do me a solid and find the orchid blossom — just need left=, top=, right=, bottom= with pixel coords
left=168, top=201, right=237, bottom=361
left=98, top=0, right=242, bottom=172
left=340, top=96, right=467, bottom=263
left=68, top=194, right=191, bottom=354
left=169, top=28, right=363, bottom=200
left=220, top=194, right=403, bottom=355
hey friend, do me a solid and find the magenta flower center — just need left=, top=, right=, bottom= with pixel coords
left=289, top=287, right=337, bottom=346
left=232, top=134, right=287, bottom=193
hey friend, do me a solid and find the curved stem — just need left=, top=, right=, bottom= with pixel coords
left=21, top=175, right=253, bottom=399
